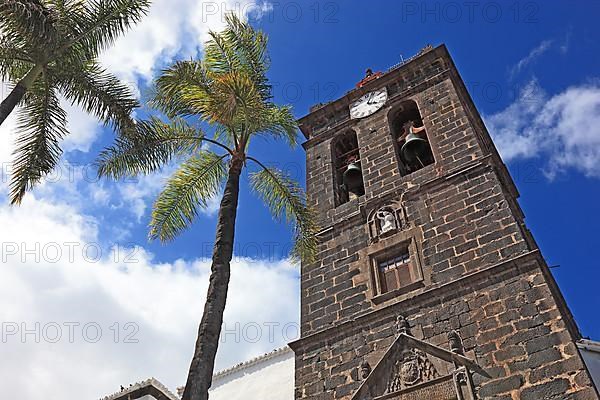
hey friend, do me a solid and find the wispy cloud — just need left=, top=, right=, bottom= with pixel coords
left=560, top=29, right=572, bottom=54
left=509, top=40, right=553, bottom=80
left=485, top=78, right=600, bottom=179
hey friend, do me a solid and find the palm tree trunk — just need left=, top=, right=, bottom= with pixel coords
left=0, top=83, right=26, bottom=127
left=0, top=64, right=44, bottom=127
left=182, top=159, right=243, bottom=400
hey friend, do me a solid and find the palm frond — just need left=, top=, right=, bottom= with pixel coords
left=45, top=0, right=87, bottom=19
left=0, top=38, right=34, bottom=80
left=0, top=0, right=58, bottom=47
left=150, top=151, right=229, bottom=241
left=151, top=60, right=212, bottom=118
left=251, top=104, right=298, bottom=147
left=151, top=60, right=249, bottom=148
left=65, top=0, right=150, bottom=56
left=249, top=162, right=318, bottom=263
left=204, top=28, right=238, bottom=74
left=209, top=69, right=264, bottom=126
left=55, top=60, right=138, bottom=133
left=221, top=13, right=270, bottom=99
left=45, top=0, right=90, bottom=52
left=10, top=75, right=67, bottom=204
left=97, top=116, right=210, bottom=179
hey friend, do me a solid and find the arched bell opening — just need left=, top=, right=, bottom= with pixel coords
left=332, top=129, right=365, bottom=206
left=388, top=100, right=434, bottom=176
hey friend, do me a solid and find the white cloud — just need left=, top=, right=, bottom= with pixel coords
left=560, top=29, right=572, bottom=54
left=90, top=184, right=111, bottom=206
left=204, top=193, right=222, bottom=216
left=60, top=98, right=103, bottom=153
left=509, top=40, right=553, bottom=80
left=0, top=194, right=299, bottom=399
left=100, top=0, right=268, bottom=86
left=485, top=79, right=600, bottom=179
left=0, top=101, right=17, bottom=168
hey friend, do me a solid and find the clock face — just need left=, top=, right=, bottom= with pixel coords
left=350, top=88, right=388, bottom=119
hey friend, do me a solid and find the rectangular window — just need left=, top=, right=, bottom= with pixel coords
left=377, top=249, right=412, bottom=293
left=367, top=233, right=425, bottom=303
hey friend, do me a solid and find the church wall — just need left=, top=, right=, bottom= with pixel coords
left=300, top=164, right=533, bottom=336
left=294, top=256, right=596, bottom=399
left=294, top=45, right=599, bottom=400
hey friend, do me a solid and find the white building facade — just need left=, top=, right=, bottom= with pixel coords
left=208, top=347, right=294, bottom=400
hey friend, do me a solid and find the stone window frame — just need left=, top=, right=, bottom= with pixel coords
left=366, top=228, right=425, bottom=303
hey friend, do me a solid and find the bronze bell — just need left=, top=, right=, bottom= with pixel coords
left=400, top=132, right=430, bottom=167
left=343, top=162, right=364, bottom=195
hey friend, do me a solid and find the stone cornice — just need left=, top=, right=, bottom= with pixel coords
left=301, top=68, right=451, bottom=150
left=290, top=250, right=542, bottom=352
left=312, top=155, right=496, bottom=236
left=298, top=44, right=448, bottom=140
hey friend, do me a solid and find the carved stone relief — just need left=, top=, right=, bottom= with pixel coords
left=367, top=199, right=409, bottom=242
left=350, top=321, right=488, bottom=400
left=386, top=346, right=441, bottom=393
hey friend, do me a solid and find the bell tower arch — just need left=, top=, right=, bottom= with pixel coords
left=387, top=99, right=435, bottom=176
left=332, top=129, right=365, bottom=206
left=291, top=45, right=598, bottom=400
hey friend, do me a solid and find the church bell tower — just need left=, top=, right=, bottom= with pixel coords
left=290, top=45, right=598, bottom=400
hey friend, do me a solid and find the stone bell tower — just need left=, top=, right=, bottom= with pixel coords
left=290, top=44, right=598, bottom=400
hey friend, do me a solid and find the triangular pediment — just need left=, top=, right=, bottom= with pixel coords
left=351, top=333, right=489, bottom=400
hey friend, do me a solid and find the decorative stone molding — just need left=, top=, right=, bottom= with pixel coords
left=350, top=332, right=489, bottom=400
left=364, top=227, right=426, bottom=303
left=360, top=359, right=372, bottom=380
left=386, top=346, right=440, bottom=392
left=367, top=199, right=409, bottom=243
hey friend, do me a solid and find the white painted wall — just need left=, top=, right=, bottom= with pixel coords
left=209, top=348, right=294, bottom=400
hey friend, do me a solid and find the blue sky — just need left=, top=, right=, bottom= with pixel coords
left=0, top=1, right=599, bottom=398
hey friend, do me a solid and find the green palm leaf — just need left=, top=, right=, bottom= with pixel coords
left=54, top=60, right=138, bottom=132
left=249, top=163, right=319, bottom=263
left=0, top=38, right=33, bottom=78
left=150, top=151, right=229, bottom=241
left=251, top=104, right=298, bottom=147
left=220, top=13, right=270, bottom=99
left=0, top=0, right=148, bottom=202
left=66, top=0, right=150, bottom=56
left=10, top=76, right=67, bottom=204
left=152, top=60, right=213, bottom=119
left=97, top=117, right=206, bottom=179
left=0, top=0, right=58, bottom=46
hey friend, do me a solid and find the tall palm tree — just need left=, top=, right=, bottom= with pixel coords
left=0, top=0, right=150, bottom=204
left=97, top=13, right=318, bottom=400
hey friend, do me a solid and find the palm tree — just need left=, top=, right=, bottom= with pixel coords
left=0, top=0, right=150, bottom=204
left=97, top=13, right=318, bottom=400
